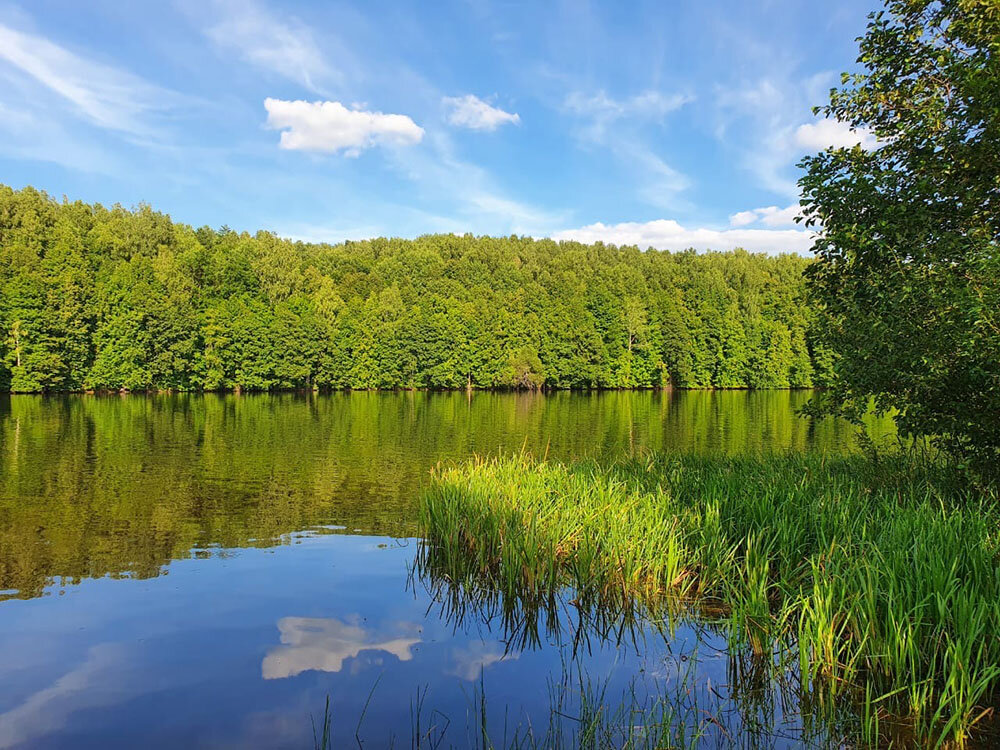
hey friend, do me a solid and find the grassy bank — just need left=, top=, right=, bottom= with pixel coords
left=419, top=453, right=1000, bottom=746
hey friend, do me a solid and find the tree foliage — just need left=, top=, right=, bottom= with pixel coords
left=0, top=184, right=822, bottom=392
left=800, top=0, right=1000, bottom=466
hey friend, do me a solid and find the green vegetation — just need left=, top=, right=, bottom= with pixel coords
left=420, top=453, right=1000, bottom=745
left=800, top=0, right=1000, bottom=467
left=0, top=184, right=821, bottom=393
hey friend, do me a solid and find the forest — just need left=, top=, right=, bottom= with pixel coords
left=0, top=184, right=822, bottom=393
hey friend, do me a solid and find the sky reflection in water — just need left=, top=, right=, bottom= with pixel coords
left=0, top=392, right=880, bottom=748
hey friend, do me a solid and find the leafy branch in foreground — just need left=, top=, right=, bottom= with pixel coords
left=799, top=0, right=1000, bottom=469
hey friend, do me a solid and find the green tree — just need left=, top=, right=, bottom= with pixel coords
left=800, top=0, right=1000, bottom=466
left=715, top=304, right=750, bottom=388
left=0, top=184, right=821, bottom=395
left=506, top=346, right=545, bottom=390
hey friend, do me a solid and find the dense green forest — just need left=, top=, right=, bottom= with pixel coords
left=0, top=184, right=823, bottom=392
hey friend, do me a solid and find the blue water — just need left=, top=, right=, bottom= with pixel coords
left=0, top=392, right=872, bottom=748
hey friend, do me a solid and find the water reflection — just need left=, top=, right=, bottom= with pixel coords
left=262, top=616, right=421, bottom=679
left=0, top=392, right=898, bottom=748
left=0, top=644, right=132, bottom=750
left=0, top=528, right=846, bottom=749
left=0, top=391, right=888, bottom=601
left=415, top=588, right=829, bottom=748
left=446, top=640, right=519, bottom=681
left=412, top=542, right=857, bottom=748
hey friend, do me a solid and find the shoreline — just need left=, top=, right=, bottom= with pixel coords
left=3, top=385, right=823, bottom=396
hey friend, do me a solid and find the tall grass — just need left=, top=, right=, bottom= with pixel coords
left=419, top=453, right=1000, bottom=746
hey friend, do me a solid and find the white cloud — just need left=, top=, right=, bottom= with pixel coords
left=444, top=94, right=520, bottom=131
left=202, top=0, right=337, bottom=93
left=264, top=98, right=424, bottom=155
left=729, top=203, right=800, bottom=228
left=715, top=73, right=849, bottom=198
left=715, top=77, right=805, bottom=197
left=715, top=74, right=878, bottom=199
left=758, top=204, right=802, bottom=227
left=728, top=210, right=759, bottom=227
left=794, top=118, right=876, bottom=151
left=552, top=218, right=814, bottom=255
left=0, top=22, right=180, bottom=137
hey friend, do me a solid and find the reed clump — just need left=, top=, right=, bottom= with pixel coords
left=419, top=453, right=1000, bottom=746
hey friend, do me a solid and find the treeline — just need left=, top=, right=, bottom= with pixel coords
left=0, top=185, right=825, bottom=392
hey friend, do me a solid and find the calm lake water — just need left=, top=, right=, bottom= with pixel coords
left=0, top=391, right=886, bottom=748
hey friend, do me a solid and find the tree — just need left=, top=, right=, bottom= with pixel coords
left=0, top=183, right=820, bottom=394
left=715, top=304, right=750, bottom=388
left=506, top=346, right=545, bottom=390
left=799, top=0, right=1000, bottom=467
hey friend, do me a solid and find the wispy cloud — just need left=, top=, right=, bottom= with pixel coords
left=200, top=0, right=338, bottom=94
left=714, top=73, right=874, bottom=199
left=0, top=22, right=183, bottom=138
left=384, top=130, right=568, bottom=235
left=552, top=218, right=814, bottom=255
left=443, top=94, right=520, bottom=131
left=715, top=77, right=805, bottom=197
left=264, top=98, right=424, bottom=156
left=463, top=190, right=558, bottom=230
left=563, top=89, right=692, bottom=209
left=0, top=101, right=122, bottom=174
left=564, top=90, right=690, bottom=132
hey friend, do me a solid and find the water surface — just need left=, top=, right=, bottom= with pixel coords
left=0, top=391, right=881, bottom=748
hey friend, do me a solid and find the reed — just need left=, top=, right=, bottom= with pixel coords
left=419, top=453, right=1000, bottom=746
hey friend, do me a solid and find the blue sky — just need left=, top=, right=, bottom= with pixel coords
left=0, top=0, right=880, bottom=253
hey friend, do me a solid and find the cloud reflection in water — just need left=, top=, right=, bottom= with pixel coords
left=262, top=616, right=420, bottom=680
left=447, top=640, right=519, bottom=681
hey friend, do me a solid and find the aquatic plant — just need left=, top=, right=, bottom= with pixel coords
left=419, top=453, right=1000, bottom=746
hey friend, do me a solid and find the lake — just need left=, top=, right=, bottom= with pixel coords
left=0, top=391, right=884, bottom=748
